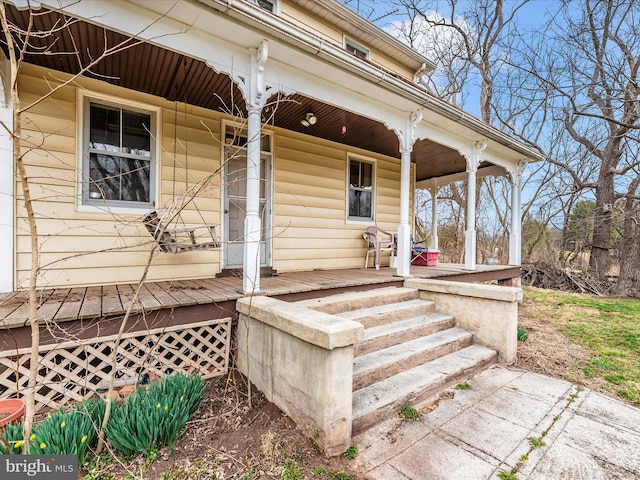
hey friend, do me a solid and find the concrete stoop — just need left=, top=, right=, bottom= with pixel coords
left=352, top=345, right=497, bottom=434
left=308, top=286, right=498, bottom=437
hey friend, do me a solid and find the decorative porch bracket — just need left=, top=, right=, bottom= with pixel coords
left=0, top=51, right=14, bottom=293
left=236, top=296, right=364, bottom=456
left=235, top=41, right=271, bottom=294
left=394, top=109, right=422, bottom=277
left=507, top=160, right=528, bottom=267
left=464, top=140, right=487, bottom=270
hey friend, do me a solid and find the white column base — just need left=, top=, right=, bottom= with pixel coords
left=396, top=223, right=411, bottom=277
left=464, top=229, right=476, bottom=270
left=509, top=176, right=522, bottom=266
left=509, top=232, right=520, bottom=266
left=243, top=214, right=261, bottom=294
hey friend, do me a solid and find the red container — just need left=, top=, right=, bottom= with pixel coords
left=426, top=250, right=439, bottom=266
left=0, top=398, right=26, bottom=428
left=411, top=249, right=439, bottom=266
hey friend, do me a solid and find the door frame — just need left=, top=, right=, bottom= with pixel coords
left=221, top=121, right=273, bottom=269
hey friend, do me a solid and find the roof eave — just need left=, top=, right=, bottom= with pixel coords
left=288, top=0, right=436, bottom=73
left=196, top=0, right=543, bottom=162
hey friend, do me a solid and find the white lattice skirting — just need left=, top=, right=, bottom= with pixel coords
left=0, top=318, right=231, bottom=412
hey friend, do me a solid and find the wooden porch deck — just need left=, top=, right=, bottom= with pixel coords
left=0, top=264, right=519, bottom=329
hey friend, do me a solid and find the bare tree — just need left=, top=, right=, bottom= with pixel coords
left=0, top=2, right=40, bottom=447
left=388, top=0, right=533, bottom=264
left=389, top=2, right=471, bottom=106
left=563, top=1, right=639, bottom=280
left=617, top=170, right=640, bottom=297
left=391, top=0, right=529, bottom=124
left=519, top=0, right=640, bottom=282
left=393, top=0, right=640, bottom=294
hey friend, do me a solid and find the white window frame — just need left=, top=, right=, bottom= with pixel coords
left=76, top=90, right=161, bottom=215
left=346, top=154, right=376, bottom=223
left=344, top=37, right=370, bottom=60
left=248, top=0, right=280, bottom=14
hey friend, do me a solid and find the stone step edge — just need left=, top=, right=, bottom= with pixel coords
left=353, top=327, right=472, bottom=379
left=355, top=313, right=455, bottom=357
left=352, top=328, right=474, bottom=390
left=361, top=312, right=454, bottom=343
left=351, top=345, right=497, bottom=434
left=295, top=287, right=420, bottom=314
left=337, top=298, right=435, bottom=324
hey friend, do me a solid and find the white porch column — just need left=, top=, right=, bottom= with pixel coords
left=396, top=110, right=422, bottom=277
left=464, top=141, right=486, bottom=270
left=242, top=41, right=269, bottom=294
left=0, top=52, right=14, bottom=293
left=244, top=104, right=261, bottom=293
left=430, top=179, right=439, bottom=251
left=397, top=147, right=412, bottom=277
left=509, top=160, right=526, bottom=266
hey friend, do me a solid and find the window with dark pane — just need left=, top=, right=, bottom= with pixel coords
left=87, top=102, right=152, bottom=205
left=253, top=0, right=276, bottom=13
left=345, top=38, right=370, bottom=60
left=348, top=159, right=373, bottom=219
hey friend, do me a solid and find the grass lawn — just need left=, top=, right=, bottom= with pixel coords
left=521, top=287, right=640, bottom=405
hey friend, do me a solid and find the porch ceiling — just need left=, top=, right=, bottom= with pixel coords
left=267, top=95, right=489, bottom=181
left=3, top=4, right=470, bottom=182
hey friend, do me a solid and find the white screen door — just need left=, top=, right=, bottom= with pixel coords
left=223, top=148, right=271, bottom=268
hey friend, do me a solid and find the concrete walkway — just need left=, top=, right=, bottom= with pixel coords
left=354, top=365, right=640, bottom=479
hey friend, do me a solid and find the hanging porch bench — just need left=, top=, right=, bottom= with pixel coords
left=144, top=210, right=219, bottom=253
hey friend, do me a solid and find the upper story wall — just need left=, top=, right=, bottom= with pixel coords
left=277, top=1, right=418, bottom=81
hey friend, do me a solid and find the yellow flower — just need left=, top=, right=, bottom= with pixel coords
left=81, top=435, right=88, bottom=444
left=13, top=441, right=23, bottom=449
left=60, top=421, right=66, bottom=428
left=30, top=434, right=36, bottom=441
left=40, top=442, right=46, bottom=449
left=157, top=402, right=161, bottom=408
left=180, top=395, right=184, bottom=402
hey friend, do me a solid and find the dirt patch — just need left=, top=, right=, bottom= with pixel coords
left=515, top=294, right=608, bottom=392
left=86, top=369, right=365, bottom=479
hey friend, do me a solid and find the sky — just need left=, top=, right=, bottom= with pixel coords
left=342, top=0, right=552, bottom=33
left=339, top=0, right=559, bottom=121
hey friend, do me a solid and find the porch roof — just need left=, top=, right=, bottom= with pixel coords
left=3, top=2, right=543, bottom=183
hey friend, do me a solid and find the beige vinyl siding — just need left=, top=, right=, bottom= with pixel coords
left=357, top=47, right=415, bottom=82
left=15, top=64, right=223, bottom=289
left=280, top=2, right=415, bottom=81
left=271, top=128, right=408, bottom=271
left=15, top=63, right=411, bottom=288
left=280, top=3, right=343, bottom=44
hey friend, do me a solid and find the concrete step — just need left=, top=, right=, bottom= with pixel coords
left=352, top=345, right=498, bottom=435
left=296, top=287, right=420, bottom=315
left=337, top=298, right=436, bottom=329
left=354, top=312, right=455, bottom=357
left=353, top=328, right=473, bottom=391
